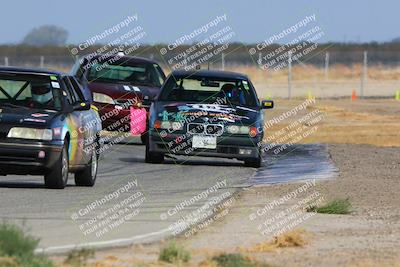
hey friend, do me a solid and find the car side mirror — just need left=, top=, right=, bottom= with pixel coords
left=74, top=101, right=91, bottom=111
left=261, top=100, right=274, bottom=109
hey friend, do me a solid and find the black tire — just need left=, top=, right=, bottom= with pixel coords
left=244, top=150, right=262, bottom=168
left=74, top=142, right=99, bottom=187
left=140, top=132, right=147, bottom=145
left=44, top=142, right=69, bottom=189
left=145, top=138, right=164, bottom=163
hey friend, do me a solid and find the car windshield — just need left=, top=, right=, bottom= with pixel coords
left=88, top=62, right=165, bottom=87
left=158, top=76, right=258, bottom=107
left=0, top=74, right=63, bottom=111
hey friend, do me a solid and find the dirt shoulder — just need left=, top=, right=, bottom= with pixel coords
left=181, top=144, right=400, bottom=267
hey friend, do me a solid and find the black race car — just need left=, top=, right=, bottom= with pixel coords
left=146, top=70, right=273, bottom=167
left=0, top=67, right=102, bottom=189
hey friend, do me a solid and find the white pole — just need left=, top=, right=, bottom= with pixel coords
left=221, top=52, right=225, bottom=70
left=40, top=56, right=44, bottom=68
left=324, top=52, right=329, bottom=80
left=288, top=51, right=292, bottom=99
left=4, top=57, right=9, bottom=66
left=361, top=50, right=367, bottom=99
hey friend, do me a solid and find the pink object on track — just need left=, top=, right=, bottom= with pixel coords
left=130, top=107, right=147, bottom=135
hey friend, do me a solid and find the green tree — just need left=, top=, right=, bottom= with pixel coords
left=22, top=25, right=68, bottom=46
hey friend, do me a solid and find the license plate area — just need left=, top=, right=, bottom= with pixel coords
left=192, top=135, right=217, bottom=149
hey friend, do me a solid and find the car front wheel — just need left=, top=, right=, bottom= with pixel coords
left=244, top=150, right=262, bottom=168
left=140, top=132, right=147, bottom=145
left=44, top=142, right=69, bottom=189
left=145, top=138, right=164, bottom=163
left=75, top=143, right=98, bottom=187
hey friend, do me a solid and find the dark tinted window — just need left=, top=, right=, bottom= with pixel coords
left=88, top=61, right=165, bottom=87
left=159, top=76, right=258, bottom=107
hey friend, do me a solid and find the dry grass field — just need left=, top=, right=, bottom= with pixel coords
left=265, top=99, right=400, bottom=147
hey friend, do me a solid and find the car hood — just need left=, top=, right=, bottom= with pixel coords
left=0, top=107, right=58, bottom=129
left=154, top=102, right=260, bottom=124
left=88, top=81, right=159, bottom=100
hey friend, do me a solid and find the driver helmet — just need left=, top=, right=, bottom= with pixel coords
left=31, top=82, right=53, bottom=104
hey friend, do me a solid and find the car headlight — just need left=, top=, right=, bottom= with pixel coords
left=154, top=120, right=183, bottom=131
left=226, top=125, right=239, bottom=134
left=93, top=92, right=115, bottom=104
left=7, top=128, right=53, bottom=141
left=227, top=125, right=250, bottom=134
left=239, top=126, right=250, bottom=134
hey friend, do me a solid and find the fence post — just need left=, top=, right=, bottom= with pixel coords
left=360, top=50, right=367, bottom=99
left=324, top=52, right=329, bottom=80
left=288, top=51, right=292, bottom=99
left=4, top=57, right=9, bottom=66
left=221, top=52, right=225, bottom=70
left=40, top=56, right=44, bottom=68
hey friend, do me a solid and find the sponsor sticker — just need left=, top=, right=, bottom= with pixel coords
left=51, top=81, right=60, bottom=88
left=123, top=85, right=131, bottom=91
left=132, top=86, right=140, bottom=92
left=50, top=75, right=58, bottom=81
left=31, top=113, right=49, bottom=118
left=24, top=118, right=46, bottom=123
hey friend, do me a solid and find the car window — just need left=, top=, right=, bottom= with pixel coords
left=159, top=76, right=258, bottom=107
left=88, top=61, right=164, bottom=87
left=69, top=76, right=91, bottom=102
left=60, top=79, right=74, bottom=105
left=153, top=64, right=166, bottom=85
left=71, top=58, right=88, bottom=80
left=0, top=73, right=63, bottom=111
left=63, top=77, right=79, bottom=103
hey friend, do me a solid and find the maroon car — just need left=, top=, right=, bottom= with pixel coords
left=71, top=53, right=166, bottom=143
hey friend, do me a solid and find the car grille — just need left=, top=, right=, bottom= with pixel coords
left=187, top=123, right=223, bottom=136
left=0, top=132, right=7, bottom=140
left=205, top=124, right=223, bottom=135
left=0, top=125, right=9, bottom=140
left=188, top=123, right=205, bottom=134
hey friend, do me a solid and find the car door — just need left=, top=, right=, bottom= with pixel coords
left=62, top=76, right=88, bottom=166
left=68, top=76, right=98, bottom=164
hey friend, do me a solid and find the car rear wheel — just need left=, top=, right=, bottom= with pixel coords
left=44, top=142, right=69, bottom=189
left=145, top=138, right=164, bottom=163
left=75, top=143, right=98, bottom=187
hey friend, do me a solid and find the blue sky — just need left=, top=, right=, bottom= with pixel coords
left=0, top=0, right=397, bottom=44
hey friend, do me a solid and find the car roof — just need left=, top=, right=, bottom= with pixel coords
left=170, top=69, right=249, bottom=80
left=86, top=54, right=159, bottom=65
left=0, top=66, right=64, bottom=76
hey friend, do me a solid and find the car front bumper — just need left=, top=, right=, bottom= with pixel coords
left=0, top=140, right=64, bottom=175
left=148, top=130, right=262, bottom=160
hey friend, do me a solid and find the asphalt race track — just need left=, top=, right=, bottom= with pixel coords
left=0, top=138, right=336, bottom=253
